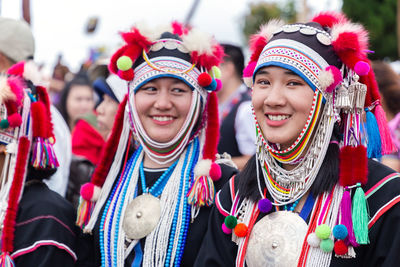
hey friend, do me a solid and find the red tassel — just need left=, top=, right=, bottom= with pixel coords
left=90, top=95, right=127, bottom=187
left=374, top=104, right=396, bottom=155
left=31, top=102, right=48, bottom=138
left=1, top=137, right=30, bottom=253
left=36, top=86, right=54, bottom=138
left=353, top=145, right=368, bottom=185
left=202, top=92, right=219, bottom=161
left=339, top=146, right=353, bottom=186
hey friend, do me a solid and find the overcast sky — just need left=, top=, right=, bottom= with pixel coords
left=1, top=0, right=341, bottom=74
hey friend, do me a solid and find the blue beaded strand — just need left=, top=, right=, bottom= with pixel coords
left=174, top=138, right=199, bottom=266
left=99, top=147, right=142, bottom=266
left=284, top=199, right=300, bottom=212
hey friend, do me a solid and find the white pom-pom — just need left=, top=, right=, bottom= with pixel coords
left=23, top=60, right=43, bottom=85
left=182, top=28, right=213, bottom=55
left=243, top=77, right=253, bottom=88
left=0, top=76, right=16, bottom=103
left=318, top=70, right=334, bottom=90
left=134, top=22, right=171, bottom=42
left=91, top=185, right=101, bottom=202
left=307, top=233, right=321, bottom=248
left=194, top=159, right=212, bottom=176
left=258, top=19, right=285, bottom=40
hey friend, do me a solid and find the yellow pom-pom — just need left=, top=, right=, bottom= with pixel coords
left=210, top=66, right=222, bottom=79
left=117, top=56, right=133, bottom=71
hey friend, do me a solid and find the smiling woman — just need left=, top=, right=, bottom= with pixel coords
left=76, top=22, right=237, bottom=267
left=135, top=78, right=193, bottom=144
left=195, top=12, right=400, bottom=267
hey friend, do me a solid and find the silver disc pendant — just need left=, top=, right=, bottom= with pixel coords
left=245, top=211, right=308, bottom=267
left=122, top=194, right=161, bottom=240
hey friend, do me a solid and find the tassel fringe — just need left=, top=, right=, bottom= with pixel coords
left=351, top=186, right=369, bottom=244
left=30, top=137, right=59, bottom=169
left=0, top=253, right=15, bottom=267
left=76, top=198, right=94, bottom=228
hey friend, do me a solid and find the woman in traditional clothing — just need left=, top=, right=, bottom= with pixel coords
left=195, top=12, right=400, bottom=267
left=0, top=62, right=78, bottom=266
left=76, top=22, right=237, bottom=266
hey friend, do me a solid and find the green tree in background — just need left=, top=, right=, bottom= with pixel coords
left=242, top=1, right=296, bottom=42
left=342, top=0, right=397, bottom=60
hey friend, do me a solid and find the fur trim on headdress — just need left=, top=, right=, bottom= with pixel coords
left=182, top=29, right=224, bottom=70
left=0, top=77, right=17, bottom=104
left=171, top=21, right=189, bottom=36
left=249, top=19, right=285, bottom=62
left=311, top=11, right=348, bottom=28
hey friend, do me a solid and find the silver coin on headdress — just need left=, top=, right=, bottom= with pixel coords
left=245, top=211, right=308, bottom=267
left=122, top=194, right=161, bottom=240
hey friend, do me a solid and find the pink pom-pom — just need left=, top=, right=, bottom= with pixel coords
left=243, top=61, right=257, bottom=79
left=209, top=162, right=221, bottom=181
left=7, top=113, right=22, bottom=127
left=7, top=61, right=25, bottom=77
left=118, top=69, right=134, bottom=81
left=325, top=65, right=343, bottom=93
left=81, top=183, right=94, bottom=201
left=215, top=79, right=222, bottom=91
left=354, top=61, right=370, bottom=76
left=198, top=73, right=212, bottom=87
left=222, top=223, right=232, bottom=234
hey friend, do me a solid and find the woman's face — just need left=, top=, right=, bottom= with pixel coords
left=96, top=94, right=119, bottom=140
left=135, top=77, right=193, bottom=143
left=252, top=66, right=314, bottom=149
left=66, top=85, right=95, bottom=125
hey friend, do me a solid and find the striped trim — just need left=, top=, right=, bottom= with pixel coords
left=230, top=177, right=236, bottom=202
left=365, top=173, right=400, bottom=199
left=11, top=240, right=77, bottom=261
left=368, top=195, right=400, bottom=229
left=215, top=191, right=229, bottom=217
left=16, top=215, right=76, bottom=237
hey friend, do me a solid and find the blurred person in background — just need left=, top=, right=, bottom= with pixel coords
left=57, top=75, right=96, bottom=130
left=372, top=60, right=400, bottom=171
left=0, top=16, right=71, bottom=197
left=66, top=73, right=127, bottom=208
left=217, top=44, right=255, bottom=169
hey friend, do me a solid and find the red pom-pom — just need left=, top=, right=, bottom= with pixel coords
left=7, top=113, right=22, bottom=127
left=209, top=162, right=221, bottom=181
left=334, top=240, right=348, bottom=255
left=80, top=183, right=94, bottom=201
left=311, top=11, right=348, bottom=28
left=198, top=73, right=212, bottom=87
left=354, top=61, right=370, bottom=76
left=118, top=69, right=134, bottom=81
left=215, top=79, right=222, bottom=91
left=234, top=223, right=248, bottom=237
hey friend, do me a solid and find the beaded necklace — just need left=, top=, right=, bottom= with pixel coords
left=139, top=161, right=178, bottom=197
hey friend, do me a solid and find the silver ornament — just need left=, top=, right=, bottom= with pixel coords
left=246, top=211, right=308, bottom=267
left=122, top=194, right=161, bottom=240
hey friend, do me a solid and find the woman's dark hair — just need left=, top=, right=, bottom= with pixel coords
left=221, top=44, right=245, bottom=79
left=56, top=73, right=92, bottom=128
left=238, top=123, right=341, bottom=202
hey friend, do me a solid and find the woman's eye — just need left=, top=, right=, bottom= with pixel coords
left=172, top=87, right=188, bottom=93
left=287, top=81, right=303, bottom=86
left=141, top=86, right=157, bottom=92
left=256, top=79, right=270, bottom=85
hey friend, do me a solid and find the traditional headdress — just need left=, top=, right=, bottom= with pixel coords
left=0, top=61, right=58, bottom=266
left=76, top=21, right=224, bottom=266
left=224, top=12, right=396, bottom=266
